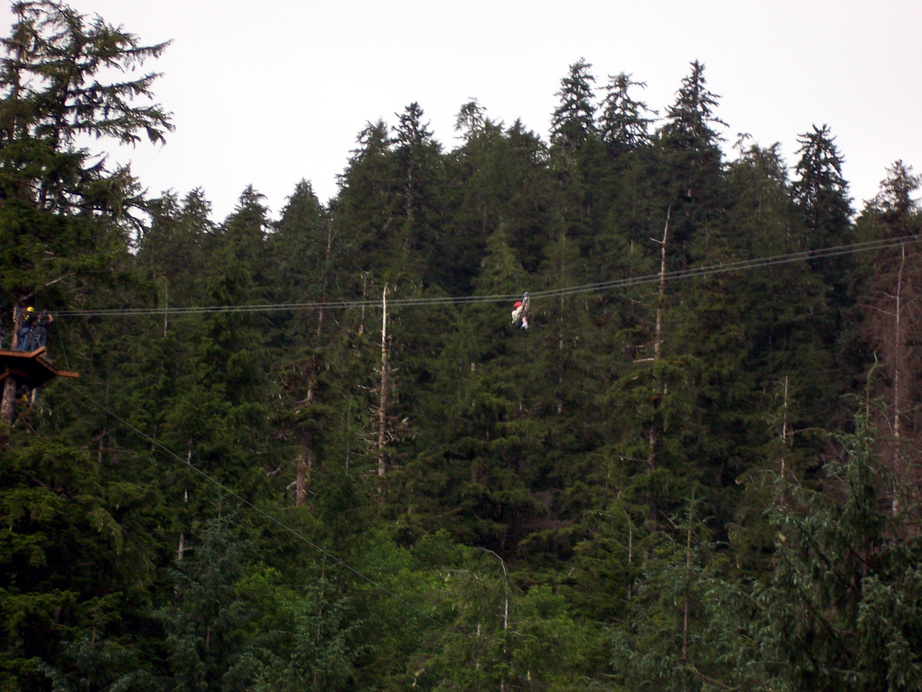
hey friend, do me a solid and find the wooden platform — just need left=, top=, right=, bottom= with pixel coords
left=0, top=347, right=78, bottom=389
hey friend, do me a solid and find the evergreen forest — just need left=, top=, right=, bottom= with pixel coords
left=3, top=2, right=922, bottom=690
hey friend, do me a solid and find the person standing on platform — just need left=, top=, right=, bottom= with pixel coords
left=30, top=311, right=54, bottom=350
left=17, top=307, right=37, bottom=351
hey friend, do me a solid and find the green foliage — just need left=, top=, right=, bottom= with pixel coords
left=753, top=410, right=922, bottom=691
left=551, top=58, right=598, bottom=151
left=598, top=72, right=655, bottom=158
left=6, top=8, right=922, bottom=689
left=413, top=541, right=604, bottom=691
left=159, top=516, right=255, bottom=691
left=241, top=565, right=362, bottom=692
left=0, top=0, right=171, bottom=313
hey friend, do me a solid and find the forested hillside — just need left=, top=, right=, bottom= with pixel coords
left=2, top=2, right=922, bottom=690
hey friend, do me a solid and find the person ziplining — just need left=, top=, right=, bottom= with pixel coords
left=511, top=292, right=530, bottom=330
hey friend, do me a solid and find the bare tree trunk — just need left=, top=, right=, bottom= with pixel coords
left=162, top=278, right=169, bottom=339
left=377, top=284, right=389, bottom=483
left=478, top=548, right=509, bottom=692
left=97, top=378, right=110, bottom=465
left=316, top=219, right=335, bottom=338
left=653, top=208, right=670, bottom=363
left=1, top=377, right=16, bottom=426
left=647, top=209, right=670, bottom=471
left=780, top=375, right=789, bottom=480
left=177, top=446, right=192, bottom=561
left=359, top=272, right=368, bottom=336
left=891, top=241, right=906, bottom=516
left=295, top=430, right=312, bottom=507
left=10, top=306, right=23, bottom=350
left=682, top=504, right=692, bottom=664
left=556, top=296, right=565, bottom=414
left=0, top=304, right=22, bottom=424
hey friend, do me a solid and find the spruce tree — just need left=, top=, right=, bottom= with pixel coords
left=160, top=516, right=255, bottom=690
left=390, top=102, right=446, bottom=287
left=792, top=124, right=853, bottom=253
left=792, top=124, right=854, bottom=357
left=852, top=162, right=922, bottom=514
left=754, top=409, right=922, bottom=690
left=654, top=60, right=727, bottom=266
left=598, top=72, right=656, bottom=160
left=0, top=3, right=173, bottom=686
left=0, top=0, right=172, bottom=316
left=550, top=58, right=597, bottom=151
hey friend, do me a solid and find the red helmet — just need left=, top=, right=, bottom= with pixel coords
left=513, top=301, right=522, bottom=308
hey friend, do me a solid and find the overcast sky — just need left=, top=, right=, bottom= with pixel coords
left=4, top=0, right=921, bottom=222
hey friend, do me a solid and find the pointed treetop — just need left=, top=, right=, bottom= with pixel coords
left=393, top=101, right=436, bottom=151
left=662, top=60, right=726, bottom=149
left=599, top=72, right=656, bottom=154
left=2, top=0, right=173, bottom=148
left=455, top=99, right=486, bottom=139
left=551, top=58, right=597, bottom=149
left=871, top=161, right=920, bottom=219
left=793, top=125, right=848, bottom=201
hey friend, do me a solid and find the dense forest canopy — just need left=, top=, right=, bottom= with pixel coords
left=2, top=2, right=922, bottom=690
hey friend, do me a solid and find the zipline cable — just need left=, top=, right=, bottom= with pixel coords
left=60, top=378, right=443, bottom=627
left=52, top=235, right=919, bottom=318
left=36, top=234, right=918, bottom=636
left=530, top=236, right=917, bottom=299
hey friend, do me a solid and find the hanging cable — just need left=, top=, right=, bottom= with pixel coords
left=51, top=235, right=918, bottom=319
left=59, top=378, right=443, bottom=627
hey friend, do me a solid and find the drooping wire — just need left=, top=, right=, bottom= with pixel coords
left=37, top=234, right=914, bottom=635
left=51, top=235, right=916, bottom=319
left=60, top=379, right=443, bottom=626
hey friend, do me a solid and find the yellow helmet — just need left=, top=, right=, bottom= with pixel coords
left=26, top=306, right=35, bottom=313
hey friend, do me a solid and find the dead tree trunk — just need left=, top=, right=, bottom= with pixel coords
left=780, top=375, right=789, bottom=480
left=647, top=208, right=670, bottom=470
left=177, top=446, right=192, bottom=561
left=162, top=278, right=169, bottom=339
left=316, top=219, right=335, bottom=338
left=10, top=306, right=23, bottom=350
left=681, top=498, right=693, bottom=664
left=890, top=241, right=906, bottom=515
left=1, top=377, right=16, bottom=427
left=359, top=272, right=369, bottom=336
left=295, top=429, right=313, bottom=507
left=653, top=209, right=669, bottom=364
left=3, top=308, right=24, bottom=426
left=377, top=284, right=389, bottom=483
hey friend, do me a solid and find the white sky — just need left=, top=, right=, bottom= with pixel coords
left=4, top=0, right=921, bottom=222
